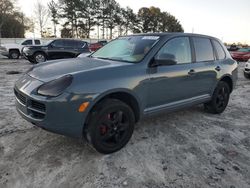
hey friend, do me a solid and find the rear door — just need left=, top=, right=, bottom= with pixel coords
left=63, top=40, right=77, bottom=58
left=191, top=37, right=218, bottom=96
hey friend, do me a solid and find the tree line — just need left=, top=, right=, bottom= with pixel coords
left=0, top=0, right=184, bottom=39
left=50, top=0, right=184, bottom=38
left=0, top=0, right=32, bottom=38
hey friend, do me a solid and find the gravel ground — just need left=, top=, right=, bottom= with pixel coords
left=0, top=59, right=249, bottom=188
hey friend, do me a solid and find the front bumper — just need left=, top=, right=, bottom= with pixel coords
left=0, top=50, right=9, bottom=57
left=14, top=74, right=90, bottom=138
left=22, top=48, right=36, bottom=62
left=22, top=52, right=33, bottom=61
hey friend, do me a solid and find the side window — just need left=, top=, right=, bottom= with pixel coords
left=213, top=40, right=226, bottom=60
left=193, top=37, right=214, bottom=62
left=76, top=41, right=86, bottom=48
left=35, top=40, right=41, bottom=45
left=52, top=40, right=64, bottom=47
left=156, top=37, right=191, bottom=64
left=21, top=40, right=32, bottom=45
left=63, top=40, right=76, bottom=48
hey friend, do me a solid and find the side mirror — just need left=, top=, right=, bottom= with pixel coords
left=154, top=53, right=177, bottom=66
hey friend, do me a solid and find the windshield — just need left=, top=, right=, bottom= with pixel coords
left=91, top=36, right=160, bottom=63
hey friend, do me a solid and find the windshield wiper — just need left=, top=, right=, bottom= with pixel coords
left=94, top=57, right=120, bottom=61
left=94, top=56, right=134, bottom=63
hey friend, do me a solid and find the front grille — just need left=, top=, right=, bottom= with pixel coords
left=31, top=100, right=46, bottom=112
left=245, top=68, right=250, bottom=71
left=30, top=109, right=45, bottom=119
left=14, top=89, right=26, bottom=105
left=28, top=100, right=46, bottom=119
left=15, top=88, right=46, bottom=120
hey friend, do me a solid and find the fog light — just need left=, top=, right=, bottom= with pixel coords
left=78, top=102, right=89, bottom=112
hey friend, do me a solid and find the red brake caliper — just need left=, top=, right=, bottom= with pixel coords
left=100, top=114, right=111, bottom=135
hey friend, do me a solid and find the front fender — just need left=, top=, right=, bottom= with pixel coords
left=85, top=88, right=142, bottom=116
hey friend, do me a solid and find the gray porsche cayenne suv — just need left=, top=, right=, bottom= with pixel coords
left=14, top=33, right=238, bottom=154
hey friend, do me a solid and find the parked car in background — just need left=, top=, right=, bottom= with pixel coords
left=0, top=39, right=41, bottom=59
left=227, top=44, right=240, bottom=52
left=22, top=39, right=90, bottom=63
left=89, top=40, right=108, bottom=51
left=244, top=59, right=250, bottom=79
left=14, top=33, right=238, bottom=154
left=230, top=48, right=250, bottom=62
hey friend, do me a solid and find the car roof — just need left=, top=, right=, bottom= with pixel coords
left=53, top=38, right=86, bottom=42
left=124, top=32, right=220, bottom=41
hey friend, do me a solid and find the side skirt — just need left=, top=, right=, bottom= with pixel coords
left=143, top=94, right=211, bottom=116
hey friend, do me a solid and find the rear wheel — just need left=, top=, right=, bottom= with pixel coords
left=9, top=50, right=20, bottom=59
left=204, top=81, right=230, bottom=114
left=34, top=52, right=46, bottom=63
left=84, top=99, right=135, bottom=154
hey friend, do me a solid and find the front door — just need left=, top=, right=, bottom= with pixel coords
left=48, top=39, right=67, bottom=59
left=145, top=37, right=206, bottom=112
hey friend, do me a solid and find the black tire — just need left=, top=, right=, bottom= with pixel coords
left=244, top=72, right=250, bottom=79
left=33, top=52, right=46, bottom=63
left=204, top=81, right=230, bottom=114
left=84, top=99, right=135, bottom=154
left=9, top=50, right=20, bottom=59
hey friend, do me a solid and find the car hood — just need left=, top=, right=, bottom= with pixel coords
left=28, top=57, right=129, bottom=82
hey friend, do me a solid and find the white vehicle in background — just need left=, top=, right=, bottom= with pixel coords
left=0, top=39, right=41, bottom=59
left=244, top=59, right=250, bottom=79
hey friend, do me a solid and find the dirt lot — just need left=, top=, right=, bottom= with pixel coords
left=0, top=58, right=249, bottom=188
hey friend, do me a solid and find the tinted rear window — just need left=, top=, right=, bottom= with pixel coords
left=193, top=37, right=214, bottom=62
left=35, top=40, right=41, bottom=45
left=76, top=41, right=87, bottom=48
left=213, top=40, right=226, bottom=60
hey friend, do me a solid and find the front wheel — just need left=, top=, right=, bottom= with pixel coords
left=84, top=99, right=135, bottom=154
left=33, top=52, right=46, bottom=63
left=204, top=81, right=230, bottom=114
left=9, top=50, right=20, bottom=59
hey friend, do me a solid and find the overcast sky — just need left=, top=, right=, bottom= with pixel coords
left=18, top=0, right=250, bottom=44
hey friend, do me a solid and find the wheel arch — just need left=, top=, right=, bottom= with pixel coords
left=9, top=48, right=20, bottom=53
left=34, top=51, right=47, bottom=57
left=85, top=89, right=142, bottom=126
left=219, top=75, right=233, bottom=93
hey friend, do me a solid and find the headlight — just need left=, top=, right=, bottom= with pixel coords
left=37, top=75, right=73, bottom=97
left=0, top=46, right=7, bottom=51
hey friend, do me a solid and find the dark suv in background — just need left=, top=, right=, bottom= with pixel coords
left=22, top=39, right=90, bottom=63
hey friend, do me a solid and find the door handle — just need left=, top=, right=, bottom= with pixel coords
left=215, top=66, right=221, bottom=71
left=188, top=69, right=196, bottom=75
